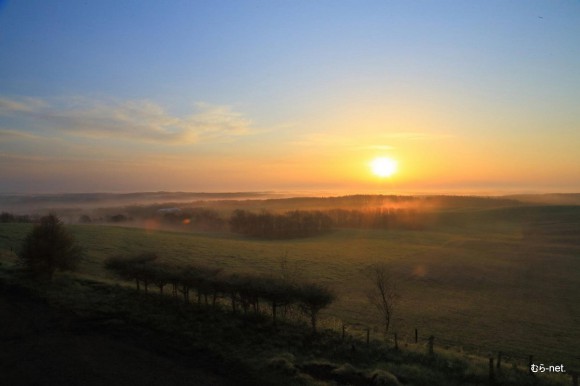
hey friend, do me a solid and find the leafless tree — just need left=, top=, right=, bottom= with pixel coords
left=366, top=263, right=399, bottom=337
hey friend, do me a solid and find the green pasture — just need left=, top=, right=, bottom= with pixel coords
left=1, top=211, right=579, bottom=370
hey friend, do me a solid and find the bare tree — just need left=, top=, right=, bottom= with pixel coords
left=366, top=263, right=398, bottom=337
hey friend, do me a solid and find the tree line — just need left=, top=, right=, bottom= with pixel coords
left=229, top=209, right=333, bottom=239
left=104, top=253, right=336, bottom=333
left=0, top=212, right=33, bottom=223
left=324, top=208, right=428, bottom=230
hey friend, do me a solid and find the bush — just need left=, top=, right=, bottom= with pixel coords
left=369, top=369, right=400, bottom=386
left=19, top=214, right=83, bottom=280
left=332, top=363, right=359, bottom=376
left=266, top=356, right=297, bottom=375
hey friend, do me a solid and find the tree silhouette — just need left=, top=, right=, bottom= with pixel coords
left=19, top=214, right=83, bottom=280
left=366, top=263, right=398, bottom=337
left=297, top=283, right=335, bottom=334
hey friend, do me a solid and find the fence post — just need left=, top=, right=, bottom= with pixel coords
left=428, top=335, right=434, bottom=356
left=415, top=328, right=418, bottom=344
left=496, top=351, right=502, bottom=370
left=489, top=356, right=495, bottom=384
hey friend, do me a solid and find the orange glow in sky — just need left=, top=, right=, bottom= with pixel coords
left=1, top=2, right=579, bottom=194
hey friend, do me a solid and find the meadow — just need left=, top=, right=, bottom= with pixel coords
left=1, top=197, right=579, bottom=372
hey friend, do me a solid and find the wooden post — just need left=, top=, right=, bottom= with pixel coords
left=428, top=335, right=434, bottom=356
left=415, top=328, right=418, bottom=343
left=496, top=351, right=502, bottom=370
left=489, top=356, right=495, bottom=384
left=394, top=332, right=399, bottom=350
left=366, top=327, right=370, bottom=345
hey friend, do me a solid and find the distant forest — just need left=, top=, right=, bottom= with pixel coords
left=5, top=193, right=580, bottom=240
left=0, top=212, right=33, bottom=223
left=230, top=210, right=333, bottom=238
left=79, top=206, right=435, bottom=239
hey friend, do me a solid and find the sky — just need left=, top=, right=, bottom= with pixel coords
left=1, top=0, right=579, bottom=194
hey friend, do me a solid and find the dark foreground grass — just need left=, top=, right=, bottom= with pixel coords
left=0, top=264, right=572, bottom=386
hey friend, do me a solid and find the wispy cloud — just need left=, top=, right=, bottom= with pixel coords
left=0, top=128, right=41, bottom=141
left=292, top=132, right=355, bottom=148
left=358, top=145, right=395, bottom=151
left=0, top=96, right=254, bottom=144
left=380, top=132, right=454, bottom=141
left=0, top=97, right=47, bottom=114
left=292, top=129, right=451, bottom=151
left=291, top=132, right=395, bottom=152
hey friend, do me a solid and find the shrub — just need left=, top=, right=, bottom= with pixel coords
left=369, top=369, right=400, bottom=386
left=332, top=363, right=359, bottom=376
left=266, top=356, right=297, bottom=375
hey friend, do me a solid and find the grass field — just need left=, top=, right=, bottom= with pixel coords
left=1, top=205, right=579, bottom=372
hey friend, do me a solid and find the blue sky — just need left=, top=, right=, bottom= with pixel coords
left=1, top=1, right=579, bottom=193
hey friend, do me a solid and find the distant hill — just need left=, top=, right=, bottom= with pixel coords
left=1, top=191, right=579, bottom=216
left=0, top=191, right=280, bottom=212
left=503, top=193, right=580, bottom=205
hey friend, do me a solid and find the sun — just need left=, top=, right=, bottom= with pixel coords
left=370, top=157, right=398, bottom=178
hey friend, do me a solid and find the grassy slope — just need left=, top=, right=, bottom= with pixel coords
left=1, top=206, right=579, bottom=371
left=0, top=267, right=571, bottom=386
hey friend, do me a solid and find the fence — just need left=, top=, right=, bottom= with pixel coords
left=336, top=324, right=577, bottom=386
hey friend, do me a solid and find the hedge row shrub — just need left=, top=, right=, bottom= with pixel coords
left=104, top=254, right=335, bottom=333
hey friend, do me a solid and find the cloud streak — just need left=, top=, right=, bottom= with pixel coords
left=291, top=130, right=452, bottom=152
left=0, top=97, right=47, bottom=114
left=0, top=96, right=254, bottom=144
left=0, top=129, right=41, bottom=141
left=379, top=132, right=454, bottom=141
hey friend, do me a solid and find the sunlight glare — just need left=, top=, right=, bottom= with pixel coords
left=370, top=157, right=398, bottom=178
